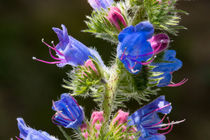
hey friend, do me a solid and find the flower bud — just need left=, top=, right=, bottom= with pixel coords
left=107, top=7, right=127, bottom=31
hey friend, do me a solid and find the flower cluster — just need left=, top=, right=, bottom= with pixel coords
left=14, top=0, right=188, bottom=139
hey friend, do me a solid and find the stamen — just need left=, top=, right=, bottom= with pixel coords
left=49, top=48, right=64, bottom=60
left=66, top=105, right=76, bottom=121
left=168, top=78, right=188, bottom=87
left=128, top=62, right=137, bottom=70
left=158, top=117, right=171, bottom=130
left=158, top=119, right=185, bottom=128
left=32, top=57, right=64, bottom=64
left=149, top=114, right=167, bottom=128
left=120, top=47, right=127, bottom=60
left=51, top=41, right=56, bottom=48
left=142, top=103, right=171, bottom=118
left=15, top=136, right=22, bottom=140
left=125, top=60, right=139, bottom=73
left=70, top=96, right=84, bottom=115
left=51, top=114, right=63, bottom=126
left=53, top=115, right=69, bottom=125
left=52, top=101, right=73, bottom=121
left=127, top=51, right=154, bottom=60
left=141, top=57, right=155, bottom=65
left=42, top=38, right=64, bottom=56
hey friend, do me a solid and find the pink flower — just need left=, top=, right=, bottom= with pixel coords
left=107, top=7, right=127, bottom=31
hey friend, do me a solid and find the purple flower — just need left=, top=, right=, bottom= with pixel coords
left=33, top=24, right=104, bottom=67
left=149, top=33, right=170, bottom=55
left=52, top=93, right=84, bottom=129
left=128, top=96, right=181, bottom=140
left=107, top=7, right=127, bottom=31
left=88, top=0, right=113, bottom=10
left=151, top=50, right=188, bottom=87
left=16, top=118, right=58, bottom=140
left=117, top=21, right=154, bottom=74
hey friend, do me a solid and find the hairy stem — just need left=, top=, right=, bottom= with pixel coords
left=100, top=60, right=120, bottom=138
left=57, top=126, right=72, bottom=140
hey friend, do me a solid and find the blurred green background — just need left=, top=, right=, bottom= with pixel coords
left=0, top=0, right=210, bottom=139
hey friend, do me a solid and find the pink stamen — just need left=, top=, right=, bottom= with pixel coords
left=143, top=103, right=171, bottom=118
left=127, top=51, right=154, bottom=60
left=158, top=117, right=171, bottom=130
left=51, top=41, right=56, bottom=48
left=15, top=136, right=22, bottom=140
left=168, top=78, right=188, bottom=87
left=150, top=114, right=167, bottom=127
left=52, top=101, right=73, bottom=121
left=32, top=57, right=64, bottom=64
left=51, top=114, right=64, bottom=126
left=49, top=48, right=64, bottom=60
left=141, top=57, right=155, bottom=65
left=120, top=47, right=127, bottom=60
left=154, top=119, right=173, bottom=135
left=42, top=39, right=64, bottom=56
left=66, top=105, right=76, bottom=121
left=128, top=62, right=137, bottom=70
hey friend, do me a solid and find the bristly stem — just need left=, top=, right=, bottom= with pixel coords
left=100, top=59, right=121, bottom=138
left=57, top=126, right=72, bottom=140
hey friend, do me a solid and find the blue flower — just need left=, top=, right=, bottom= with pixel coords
left=16, top=118, right=58, bottom=140
left=128, top=96, right=172, bottom=140
left=117, top=21, right=154, bottom=74
left=33, top=24, right=104, bottom=68
left=88, top=0, right=113, bottom=10
left=52, top=93, right=84, bottom=129
left=151, top=50, right=187, bottom=87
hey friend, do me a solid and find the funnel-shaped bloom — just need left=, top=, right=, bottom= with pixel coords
left=16, top=118, right=58, bottom=140
left=117, top=21, right=154, bottom=74
left=128, top=96, right=173, bottom=140
left=107, top=7, right=127, bottom=31
left=52, top=93, right=84, bottom=129
left=149, top=33, right=169, bottom=55
left=33, top=24, right=104, bottom=68
left=88, top=0, right=113, bottom=10
left=151, top=50, right=187, bottom=87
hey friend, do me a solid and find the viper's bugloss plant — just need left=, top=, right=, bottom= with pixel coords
left=14, top=0, right=188, bottom=139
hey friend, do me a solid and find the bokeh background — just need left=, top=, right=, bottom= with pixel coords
left=0, top=0, right=210, bottom=139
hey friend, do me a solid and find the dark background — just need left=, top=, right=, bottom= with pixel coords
left=0, top=0, right=210, bottom=139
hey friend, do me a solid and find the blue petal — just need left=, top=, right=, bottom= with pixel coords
left=122, top=59, right=142, bottom=74
left=118, top=25, right=135, bottom=42
left=157, top=73, right=172, bottom=87
left=17, top=118, right=30, bottom=139
left=89, top=48, right=105, bottom=67
left=135, top=21, right=154, bottom=39
left=63, top=43, right=90, bottom=66
left=17, top=118, right=57, bottom=140
left=53, top=24, right=69, bottom=51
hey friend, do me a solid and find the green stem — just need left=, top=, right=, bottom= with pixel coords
left=57, top=126, right=72, bottom=140
left=100, top=60, right=120, bottom=138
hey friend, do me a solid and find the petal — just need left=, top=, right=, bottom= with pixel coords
left=17, top=118, right=30, bottom=139
left=89, top=48, right=105, bottom=67
left=135, top=21, right=154, bottom=39
left=53, top=24, right=69, bottom=51
left=118, top=25, right=135, bottom=42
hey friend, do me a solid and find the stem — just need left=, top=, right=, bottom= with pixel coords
left=100, top=60, right=121, bottom=138
left=57, top=126, right=72, bottom=140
